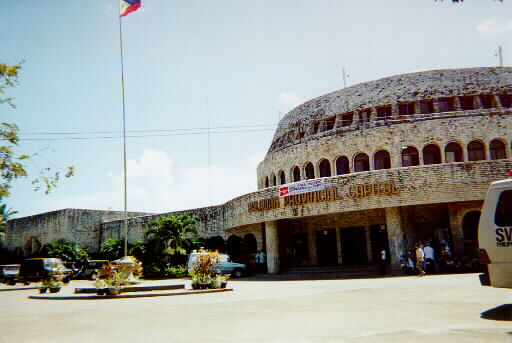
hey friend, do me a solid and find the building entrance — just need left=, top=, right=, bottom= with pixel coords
left=340, top=227, right=368, bottom=265
left=369, top=225, right=390, bottom=264
left=316, top=229, right=338, bottom=266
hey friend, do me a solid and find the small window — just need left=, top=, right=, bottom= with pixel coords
left=490, top=139, right=507, bottom=160
left=319, top=159, right=331, bottom=177
left=467, top=140, right=485, bottom=161
left=313, top=122, right=320, bottom=134
left=420, top=100, right=434, bottom=114
left=376, top=106, right=392, bottom=120
left=402, top=146, right=420, bottom=167
left=305, top=162, right=315, bottom=179
left=459, top=96, right=474, bottom=111
left=374, top=150, right=391, bottom=170
left=341, top=112, right=354, bottom=127
left=292, top=166, right=301, bottom=182
left=272, top=174, right=277, bottom=186
left=322, top=117, right=334, bottom=131
left=423, top=144, right=442, bottom=165
left=495, top=190, right=512, bottom=227
left=445, top=142, right=463, bottom=162
left=299, top=131, right=305, bottom=139
left=279, top=171, right=286, bottom=185
left=336, top=156, right=350, bottom=175
left=499, top=94, right=512, bottom=108
left=264, top=177, right=269, bottom=188
left=399, top=103, right=416, bottom=116
left=438, top=97, right=455, bottom=113
left=354, top=153, right=370, bottom=172
left=359, top=109, right=371, bottom=123
left=480, top=95, right=494, bottom=109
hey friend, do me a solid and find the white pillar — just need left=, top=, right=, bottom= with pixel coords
left=385, top=207, right=405, bottom=269
left=265, top=221, right=280, bottom=274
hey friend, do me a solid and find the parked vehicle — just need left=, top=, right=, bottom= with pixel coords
left=81, top=260, right=110, bottom=280
left=17, top=258, right=72, bottom=285
left=0, top=264, right=20, bottom=285
left=187, top=253, right=247, bottom=278
left=479, top=172, right=512, bottom=288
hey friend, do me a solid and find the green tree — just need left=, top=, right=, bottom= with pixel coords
left=0, top=62, right=75, bottom=199
left=145, top=214, right=199, bottom=264
left=44, top=239, right=89, bottom=263
left=99, top=239, right=124, bottom=261
left=0, top=203, right=17, bottom=232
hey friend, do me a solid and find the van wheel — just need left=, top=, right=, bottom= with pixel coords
left=232, top=269, right=243, bottom=278
left=90, top=272, right=97, bottom=280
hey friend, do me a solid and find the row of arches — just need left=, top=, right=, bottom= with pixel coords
left=262, top=138, right=509, bottom=188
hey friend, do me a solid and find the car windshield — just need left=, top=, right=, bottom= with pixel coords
left=2, top=266, right=19, bottom=271
left=43, top=259, right=64, bottom=268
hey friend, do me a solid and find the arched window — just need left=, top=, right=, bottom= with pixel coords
left=489, top=139, right=507, bottom=160
left=467, top=140, right=485, bottom=161
left=271, top=173, right=276, bottom=186
left=279, top=170, right=286, bottom=185
left=374, top=150, right=391, bottom=170
left=354, top=153, right=370, bottom=172
left=305, top=162, right=315, bottom=179
left=401, top=146, right=419, bottom=167
left=336, top=156, right=350, bottom=175
left=319, top=159, right=331, bottom=177
left=293, top=166, right=301, bottom=182
left=264, top=176, right=269, bottom=188
left=423, top=144, right=442, bottom=165
left=445, top=142, right=463, bottom=162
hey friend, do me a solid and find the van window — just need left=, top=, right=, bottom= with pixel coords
left=495, top=190, right=512, bottom=227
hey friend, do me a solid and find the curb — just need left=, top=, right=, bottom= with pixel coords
left=29, top=288, right=233, bottom=300
left=0, top=287, right=39, bottom=292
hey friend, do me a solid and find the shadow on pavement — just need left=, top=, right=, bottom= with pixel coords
left=481, top=304, right=512, bottom=321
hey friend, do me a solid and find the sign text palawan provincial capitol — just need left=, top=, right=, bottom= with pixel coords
left=248, top=180, right=399, bottom=213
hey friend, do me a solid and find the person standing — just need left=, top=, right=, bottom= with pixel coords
left=423, top=243, right=437, bottom=274
left=256, top=250, right=267, bottom=274
left=379, top=248, right=387, bottom=275
left=415, top=243, right=426, bottom=276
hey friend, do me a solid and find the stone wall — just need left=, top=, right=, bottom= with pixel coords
left=5, top=209, right=149, bottom=254
left=100, top=205, right=225, bottom=245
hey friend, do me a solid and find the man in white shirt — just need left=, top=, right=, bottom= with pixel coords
left=423, top=244, right=437, bottom=273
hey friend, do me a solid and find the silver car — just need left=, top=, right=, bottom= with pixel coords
left=187, top=253, right=247, bottom=278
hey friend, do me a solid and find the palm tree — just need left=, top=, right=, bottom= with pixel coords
left=145, top=214, right=199, bottom=264
left=0, top=203, right=17, bottom=232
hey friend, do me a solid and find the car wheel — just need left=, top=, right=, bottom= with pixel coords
left=90, top=272, right=98, bottom=280
left=232, top=269, right=243, bottom=278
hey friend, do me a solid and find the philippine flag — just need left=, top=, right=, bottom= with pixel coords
left=120, top=0, right=141, bottom=17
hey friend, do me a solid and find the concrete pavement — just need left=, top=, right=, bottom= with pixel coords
left=0, top=274, right=510, bottom=342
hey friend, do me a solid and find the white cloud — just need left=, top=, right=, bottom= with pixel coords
left=278, top=92, right=304, bottom=114
left=31, top=149, right=264, bottom=215
left=476, top=17, right=512, bottom=34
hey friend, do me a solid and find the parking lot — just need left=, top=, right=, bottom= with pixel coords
left=0, top=273, right=510, bottom=342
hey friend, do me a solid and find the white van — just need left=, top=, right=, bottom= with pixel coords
left=478, top=174, right=512, bottom=288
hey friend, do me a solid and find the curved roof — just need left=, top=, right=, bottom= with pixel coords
left=268, top=67, right=512, bottom=154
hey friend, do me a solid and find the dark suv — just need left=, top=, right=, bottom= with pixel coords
left=18, top=258, right=72, bottom=285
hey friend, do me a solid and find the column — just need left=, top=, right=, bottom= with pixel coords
left=336, top=228, right=343, bottom=265
left=364, top=226, right=373, bottom=264
left=448, top=204, right=465, bottom=258
left=385, top=207, right=405, bottom=269
left=265, top=221, right=280, bottom=274
left=308, top=224, right=318, bottom=266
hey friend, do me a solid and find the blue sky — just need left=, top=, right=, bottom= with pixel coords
left=2, top=0, right=511, bottom=218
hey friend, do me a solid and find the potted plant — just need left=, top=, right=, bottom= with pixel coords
left=105, top=271, right=124, bottom=295
left=190, top=272, right=200, bottom=290
left=219, top=274, right=230, bottom=289
left=42, top=278, right=63, bottom=293
left=94, top=279, right=107, bottom=295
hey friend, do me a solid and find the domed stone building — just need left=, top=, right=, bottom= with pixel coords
left=6, top=67, right=512, bottom=274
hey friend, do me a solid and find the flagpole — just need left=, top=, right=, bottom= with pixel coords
left=118, top=14, right=129, bottom=257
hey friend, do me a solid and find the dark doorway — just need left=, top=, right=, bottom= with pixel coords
left=206, top=236, right=226, bottom=253
left=292, top=233, right=308, bottom=267
left=316, top=229, right=338, bottom=266
left=340, top=227, right=368, bottom=265
left=226, top=235, right=242, bottom=262
left=462, top=211, right=481, bottom=259
left=369, top=225, right=390, bottom=264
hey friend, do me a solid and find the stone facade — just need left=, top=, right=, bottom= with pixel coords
left=5, top=209, right=149, bottom=254
left=5, top=67, right=512, bottom=274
